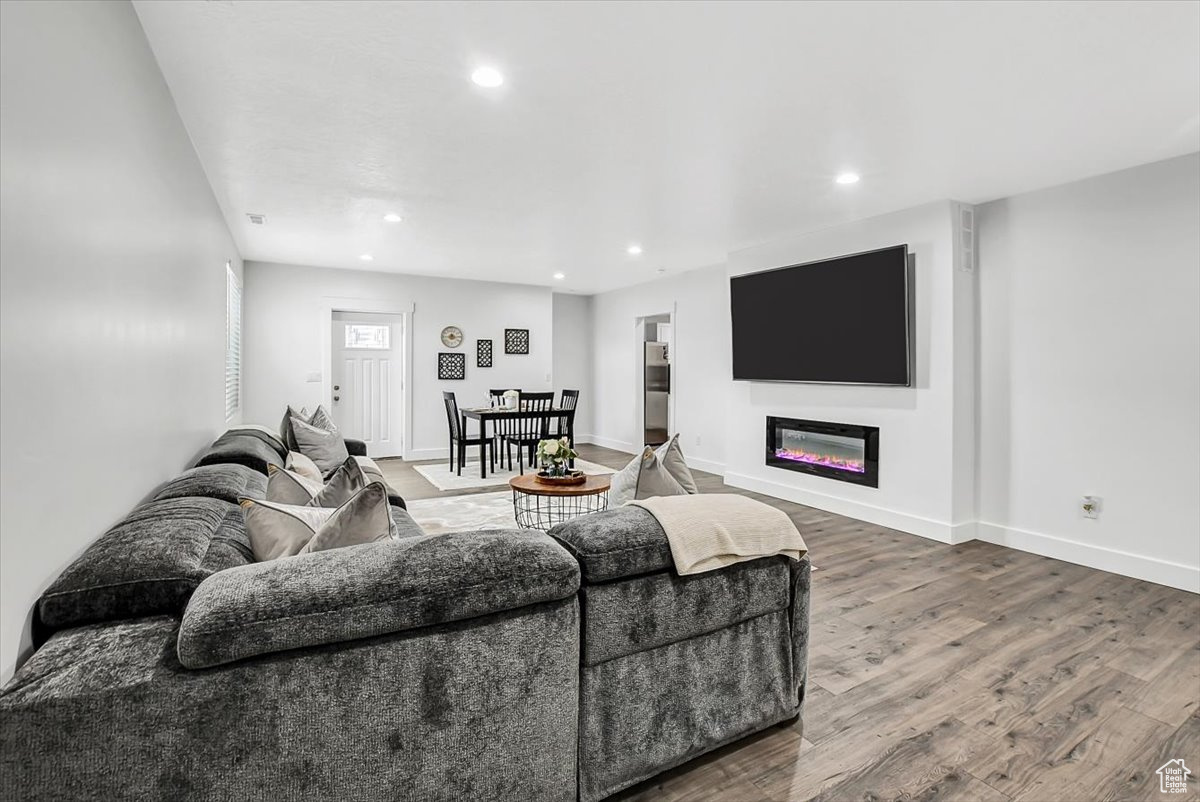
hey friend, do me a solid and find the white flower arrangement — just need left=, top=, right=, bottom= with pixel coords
left=536, top=436, right=579, bottom=476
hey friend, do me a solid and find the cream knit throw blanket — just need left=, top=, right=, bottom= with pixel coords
left=628, top=494, right=808, bottom=576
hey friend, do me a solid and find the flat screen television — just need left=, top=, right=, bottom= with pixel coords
left=730, top=244, right=911, bottom=385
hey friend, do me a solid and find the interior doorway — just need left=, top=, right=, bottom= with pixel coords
left=635, top=312, right=673, bottom=447
left=331, top=311, right=405, bottom=457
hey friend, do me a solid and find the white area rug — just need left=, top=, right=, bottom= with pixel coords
left=405, top=491, right=518, bottom=535
left=413, top=458, right=613, bottom=492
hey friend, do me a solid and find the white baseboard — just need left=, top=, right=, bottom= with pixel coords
left=976, top=522, right=1199, bottom=593
left=686, top=455, right=726, bottom=476
left=723, top=471, right=965, bottom=544
left=406, top=446, right=449, bottom=462
left=584, top=434, right=636, bottom=454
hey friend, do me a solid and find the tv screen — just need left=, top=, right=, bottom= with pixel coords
left=730, top=244, right=911, bottom=385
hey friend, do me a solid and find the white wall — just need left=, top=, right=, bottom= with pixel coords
left=977, top=153, right=1200, bottom=591
left=0, top=1, right=242, bottom=682
left=722, top=202, right=977, bottom=543
left=552, top=293, right=593, bottom=437
left=589, top=264, right=731, bottom=474
left=243, top=261, right=554, bottom=458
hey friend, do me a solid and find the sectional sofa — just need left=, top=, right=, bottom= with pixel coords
left=0, top=428, right=810, bottom=801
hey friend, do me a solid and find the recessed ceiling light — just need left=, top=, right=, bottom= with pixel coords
left=471, top=66, right=504, bottom=88
left=553, top=272, right=565, bottom=280
left=627, top=244, right=643, bottom=256
left=359, top=253, right=374, bottom=262
left=383, top=213, right=403, bottom=223
left=835, top=172, right=861, bottom=185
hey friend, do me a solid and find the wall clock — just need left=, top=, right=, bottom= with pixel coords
left=440, top=326, right=463, bottom=348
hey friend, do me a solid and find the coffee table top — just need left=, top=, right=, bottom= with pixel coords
left=509, top=472, right=612, bottom=497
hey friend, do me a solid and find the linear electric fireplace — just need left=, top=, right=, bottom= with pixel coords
left=765, top=416, right=879, bottom=487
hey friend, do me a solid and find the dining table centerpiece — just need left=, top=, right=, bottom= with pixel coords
left=535, top=436, right=583, bottom=484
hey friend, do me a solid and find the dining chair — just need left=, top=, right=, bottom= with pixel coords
left=505, top=391, right=553, bottom=474
left=488, top=389, right=520, bottom=467
left=443, top=391, right=491, bottom=477
left=554, top=389, right=580, bottom=468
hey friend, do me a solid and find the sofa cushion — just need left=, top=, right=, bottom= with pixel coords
left=196, top=431, right=285, bottom=475
left=580, top=556, right=791, bottom=665
left=549, top=506, right=673, bottom=583
left=38, top=498, right=253, bottom=633
left=177, top=530, right=580, bottom=668
left=152, top=464, right=267, bottom=506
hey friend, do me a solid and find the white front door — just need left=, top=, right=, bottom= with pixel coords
left=332, top=311, right=404, bottom=457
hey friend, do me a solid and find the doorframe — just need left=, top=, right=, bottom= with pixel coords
left=319, top=297, right=415, bottom=460
left=632, top=304, right=677, bottom=451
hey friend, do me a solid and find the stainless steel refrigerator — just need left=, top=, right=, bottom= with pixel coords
left=644, top=342, right=670, bottom=446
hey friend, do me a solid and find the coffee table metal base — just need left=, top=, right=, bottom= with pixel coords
left=511, top=488, right=609, bottom=531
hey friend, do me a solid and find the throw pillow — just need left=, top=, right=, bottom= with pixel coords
left=655, top=434, right=698, bottom=494
left=308, top=404, right=336, bottom=432
left=241, top=482, right=394, bottom=561
left=609, top=446, right=689, bottom=507
left=285, top=450, right=324, bottom=483
left=291, top=416, right=350, bottom=474
left=279, top=405, right=309, bottom=451
left=266, top=457, right=369, bottom=507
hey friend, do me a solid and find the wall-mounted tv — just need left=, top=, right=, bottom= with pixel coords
left=730, top=244, right=911, bottom=385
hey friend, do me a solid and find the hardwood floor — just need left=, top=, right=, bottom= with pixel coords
left=380, top=444, right=1200, bottom=802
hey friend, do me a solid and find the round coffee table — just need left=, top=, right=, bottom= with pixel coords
left=509, top=473, right=611, bottom=531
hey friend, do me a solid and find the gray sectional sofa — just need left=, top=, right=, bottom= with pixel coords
left=0, top=429, right=810, bottom=801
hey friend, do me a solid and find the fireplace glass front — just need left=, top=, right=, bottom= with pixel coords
left=765, top=416, right=879, bottom=487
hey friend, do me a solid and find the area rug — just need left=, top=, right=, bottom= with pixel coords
left=405, top=491, right=518, bottom=535
left=412, top=458, right=613, bottom=492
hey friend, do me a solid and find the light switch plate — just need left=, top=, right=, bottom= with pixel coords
left=306, top=371, right=322, bottom=383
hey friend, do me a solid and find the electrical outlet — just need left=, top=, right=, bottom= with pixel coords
left=695, top=435, right=702, bottom=447
left=1080, top=496, right=1102, bottom=519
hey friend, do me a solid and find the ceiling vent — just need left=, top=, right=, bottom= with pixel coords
left=247, top=213, right=266, bottom=225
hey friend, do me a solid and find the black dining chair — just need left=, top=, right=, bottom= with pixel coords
left=553, top=389, right=580, bottom=468
left=488, top=389, right=521, bottom=467
left=443, top=391, right=491, bottom=477
left=505, top=391, right=554, bottom=474
left=489, top=388, right=521, bottom=404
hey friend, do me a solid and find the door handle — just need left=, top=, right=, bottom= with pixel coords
left=334, top=385, right=340, bottom=391
left=333, top=395, right=340, bottom=402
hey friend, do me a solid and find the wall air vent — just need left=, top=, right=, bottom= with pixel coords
left=247, top=213, right=266, bottom=225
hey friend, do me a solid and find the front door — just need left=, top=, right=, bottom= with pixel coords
left=332, top=311, right=403, bottom=457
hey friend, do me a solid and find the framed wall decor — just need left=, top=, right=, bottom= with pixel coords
left=438, top=352, right=466, bottom=380
left=504, top=328, right=530, bottom=355
left=477, top=339, right=493, bottom=368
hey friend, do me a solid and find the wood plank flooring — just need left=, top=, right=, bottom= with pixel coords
left=380, top=444, right=1200, bottom=802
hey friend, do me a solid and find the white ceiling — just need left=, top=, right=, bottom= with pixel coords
left=133, top=1, right=1200, bottom=294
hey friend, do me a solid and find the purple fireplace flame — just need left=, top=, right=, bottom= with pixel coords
left=773, top=447, right=866, bottom=474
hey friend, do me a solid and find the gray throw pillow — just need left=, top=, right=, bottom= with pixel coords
left=241, top=482, right=395, bottom=561
left=655, top=434, right=698, bottom=494
left=291, top=416, right=350, bottom=474
left=609, top=447, right=688, bottom=507
left=279, top=405, right=308, bottom=451
left=308, top=404, right=336, bottom=432
left=266, top=457, right=369, bottom=507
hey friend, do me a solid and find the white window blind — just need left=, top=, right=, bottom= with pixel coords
left=225, top=263, right=241, bottom=419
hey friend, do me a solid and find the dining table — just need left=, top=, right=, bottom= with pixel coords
left=459, top=405, right=577, bottom=478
